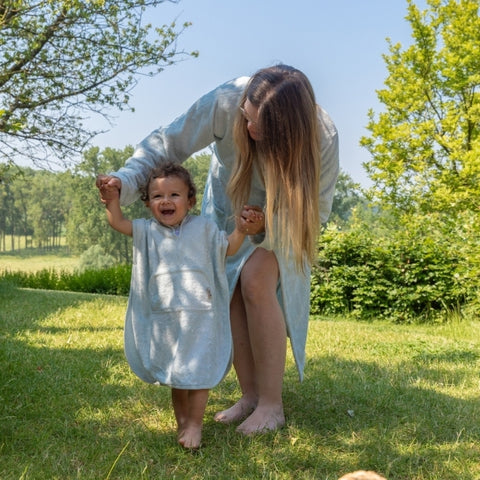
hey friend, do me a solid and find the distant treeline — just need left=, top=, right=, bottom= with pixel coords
left=0, top=147, right=361, bottom=261
left=0, top=147, right=212, bottom=262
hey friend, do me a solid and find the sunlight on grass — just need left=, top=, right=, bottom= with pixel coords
left=31, top=300, right=126, bottom=350
left=0, top=253, right=79, bottom=273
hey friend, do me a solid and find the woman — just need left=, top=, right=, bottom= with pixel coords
left=97, top=64, right=339, bottom=435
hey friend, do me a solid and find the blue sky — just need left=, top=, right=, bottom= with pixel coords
left=92, top=0, right=424, bottom=186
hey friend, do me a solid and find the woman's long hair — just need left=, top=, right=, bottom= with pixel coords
left=227, top=65, right=321, bottom=272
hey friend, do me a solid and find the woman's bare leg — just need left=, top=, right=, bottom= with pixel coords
left=215, top=248, right=286, bottom=434
left=237, top=248, right=286, bottom=434
left=214, top=283, right=258, bottom=423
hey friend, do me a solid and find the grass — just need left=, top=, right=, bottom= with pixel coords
left=1, top=280, right=480, bottom=479
left=0, top=247, right=79, bottom=273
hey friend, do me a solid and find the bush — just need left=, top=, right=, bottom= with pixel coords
left=311, top=215, right=476, bottom=323
left=0, top=264, right=131, bottom=295
left=78, top=245, right=116, bottom=272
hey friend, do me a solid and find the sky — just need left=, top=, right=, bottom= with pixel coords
left=90, top=0, right=424, bottom=186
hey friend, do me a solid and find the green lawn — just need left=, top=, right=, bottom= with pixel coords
left=1, top=282, right=479, bottom=479
left=0, top=249, right=79, bottom=273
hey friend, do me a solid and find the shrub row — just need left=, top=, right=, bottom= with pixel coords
left=1, top=265, right=131, bottom=296
left=311, top=221, right=479, bottom=323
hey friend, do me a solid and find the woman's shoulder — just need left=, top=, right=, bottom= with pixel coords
left=317, top=105, right=338, bottom=138
left=209, top=76, right=249, bottom=109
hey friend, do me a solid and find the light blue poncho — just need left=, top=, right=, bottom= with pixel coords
left=114, top=76, right=339, bottom=380
left=125, top=215, right=232, bottom=389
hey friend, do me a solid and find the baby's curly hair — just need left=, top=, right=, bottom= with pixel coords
left=139, top=162, right=197, bottom=206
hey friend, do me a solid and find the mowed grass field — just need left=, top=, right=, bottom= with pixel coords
left=0, top=236, right=79, bottom=273
left=0, top=253, right=79, bottom=273
left=1, top=249, right=480, bottom=479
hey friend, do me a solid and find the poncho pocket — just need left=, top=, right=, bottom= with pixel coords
left=148, top=267, right=213, bottom=312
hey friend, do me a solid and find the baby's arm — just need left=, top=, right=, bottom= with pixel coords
left=100, top=185, right=133, bottom=237
left=226, top=228, right=246, bottom=256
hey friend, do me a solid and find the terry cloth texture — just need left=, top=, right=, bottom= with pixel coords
left=124, top=215, right=232, bottom=389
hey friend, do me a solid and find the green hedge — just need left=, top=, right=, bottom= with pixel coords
left=1, top=265, right=131, bottom=296
left=311, top=217, right=479, bottom=322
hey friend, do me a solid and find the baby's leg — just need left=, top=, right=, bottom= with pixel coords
left=171, top=388, right=189, bottom=435
left=177, top=389, right=209, bottom=449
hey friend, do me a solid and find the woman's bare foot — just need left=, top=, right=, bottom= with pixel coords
left=236, top=404, right=285, bottom=435
left=214, top=396, right=257, bottom=424
left=178, top=424, right=202, bottom=449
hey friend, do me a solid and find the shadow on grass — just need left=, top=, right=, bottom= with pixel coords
left=0, top=285, right=178, bottom=478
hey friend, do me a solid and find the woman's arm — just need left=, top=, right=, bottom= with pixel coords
left=317, top=106, right=340, bottom=223
left=111, top=78, right=248, bottom=206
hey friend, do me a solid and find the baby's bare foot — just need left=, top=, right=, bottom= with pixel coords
left=178, top=425, right=202, bottom=449
left=214, top=397, right=257, bottom=424
left=236, top=405, right=285, bottom=435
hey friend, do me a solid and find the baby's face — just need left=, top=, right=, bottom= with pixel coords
left=146, top=176, right=193, bottom=227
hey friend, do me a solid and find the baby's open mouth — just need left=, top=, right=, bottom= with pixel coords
left=161, top=209, right=175, bottom=216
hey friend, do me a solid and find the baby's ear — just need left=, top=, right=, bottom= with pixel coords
left=144, top=201, right=150, bottom=208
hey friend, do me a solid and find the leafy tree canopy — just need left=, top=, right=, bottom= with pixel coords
left=0, top=0, right=197, bottom=170
left=361, top=0, right=480, bottom=216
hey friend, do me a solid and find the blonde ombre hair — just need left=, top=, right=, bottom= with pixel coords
left=227, top=65, right=321, bottom=272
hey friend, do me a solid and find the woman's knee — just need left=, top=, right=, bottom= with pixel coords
left=240, top=276, right=267, bottom=304
left=240, top=250, right=279, bottom=304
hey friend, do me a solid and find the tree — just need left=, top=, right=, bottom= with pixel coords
left=66, top=146, right=148, bottom=263
left=0, top=174, right=17, bottom=250
left=0, top=0, right=197, bottom=170
left=329, top=170, right=364, bottom=225
left=361, top=0, right=480, bottom=216
left=12, top=168, right=34, bottom=248
left=354, top=0, right=480, bottom=319
left=30, top=170, right=70, bottom=248
left=0, top=167, right=69, bottom=250
left=0, top=167, right=34, bottom=251
left=183, top=151, right=211, bottom=214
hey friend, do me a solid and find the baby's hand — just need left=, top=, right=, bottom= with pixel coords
left=99, top=184, right=120, bottom=204
left=237, top=205, right=265, bottom=235
left=96, top=175, right=122, bottom=204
